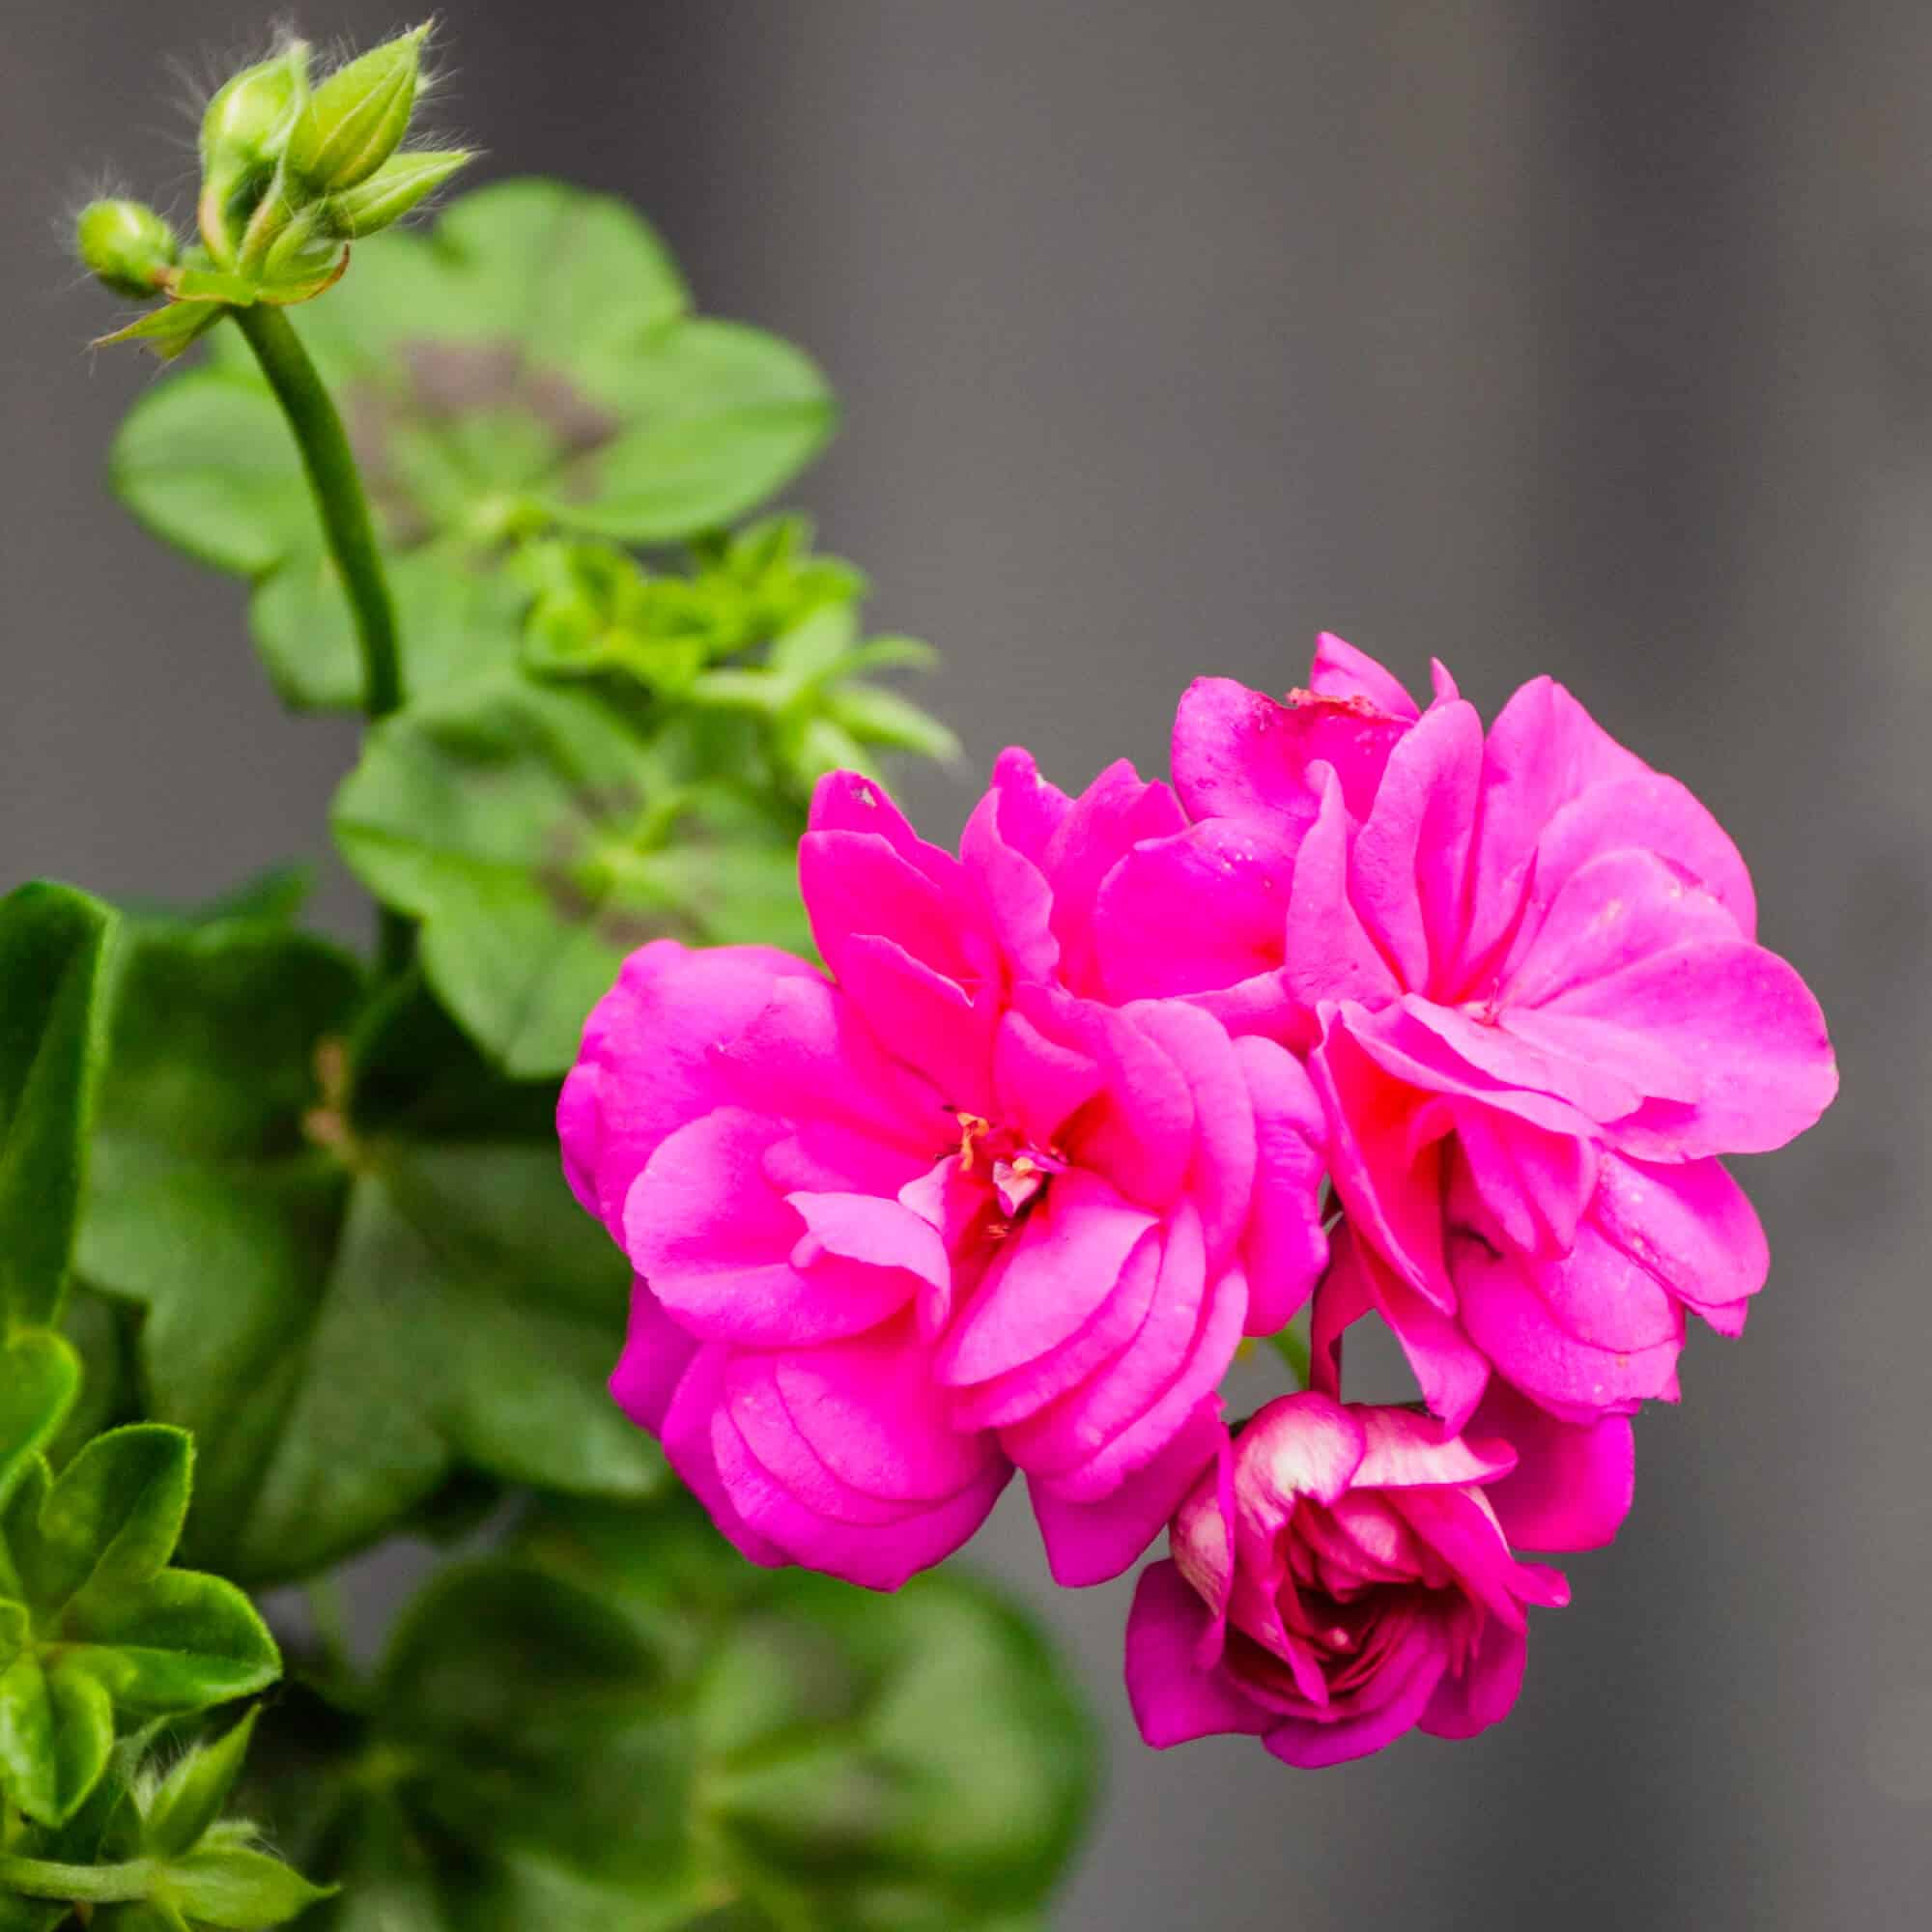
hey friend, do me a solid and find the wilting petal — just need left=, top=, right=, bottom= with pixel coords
left=1308, top=632, right=1422, bottom=719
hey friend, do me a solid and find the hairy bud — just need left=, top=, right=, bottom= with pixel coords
left=326, top=148, right=472, bottom=238
left=285, top=25, right=432, bottom=193
left=75, top=199, right=178, bottom=298
left=200, top=43, right=310, bottom=172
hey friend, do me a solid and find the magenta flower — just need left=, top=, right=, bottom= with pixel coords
left=1124, top=1392, right=1577, bottom=1767
left=1126, top=637, right=1836, bottom=1428
left=560, top=753, right=1330, bottom=1590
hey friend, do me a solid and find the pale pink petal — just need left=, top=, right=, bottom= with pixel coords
left=1032, top=1400, right=1225, bottom=1587
left=1467, top=1379, right=1634, bottom=1552
left=1350, top=1404, right=1516, bottom=1492
left=1125, top=1561, right=1276, bottom=1747
left=1230, top=1392, right=1368, bottom=1522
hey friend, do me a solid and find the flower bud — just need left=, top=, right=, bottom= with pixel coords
left=74, top=199, right=178, bottom=298
left=284, top=25, right=431, bottom=193
left=326, top=148, right=471, bottom=238
left=200, top=43, right=310, bottom=172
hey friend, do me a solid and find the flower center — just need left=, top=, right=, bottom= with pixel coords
left=952, top=1112, right=1062, bottom=1227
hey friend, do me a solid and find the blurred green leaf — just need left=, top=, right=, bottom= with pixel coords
left=75, top=917, right=659, bottom=1585
left=109, top=181, right=835, bottom=711
left=332, top=670, right=811, bottom=1078
left=276, top=1491, right=1094, bottom=1931
left=0, top=884, right=116, bottom=1331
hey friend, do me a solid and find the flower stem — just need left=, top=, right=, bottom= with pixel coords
left=229, top=301, right=412, bottom=976
left=0, top=1853, right=155, bottom=1904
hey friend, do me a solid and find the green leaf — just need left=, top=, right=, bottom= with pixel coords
left=332, top=670, right=811, bottom=1077
left=114, top=178, right=828, bottom=590
left=249, top=544, right=529, bottom=712
left=541, top=321, right=837, bottom=544
left=0, top=1333, right=80, bottom=1509
left=276, top=1491, right=1094, bottom=1931
left=76, top=921, right=658, bottom=1584
left=0, top=1650, right=112, bottom=1827
left=145, top=1712, right=258, bottom=1859
left=0, top=884, right=115, bottom=1330
left=6, top=1426, right=190, bottom=1612
left=110, top=373, right=306, bottom=576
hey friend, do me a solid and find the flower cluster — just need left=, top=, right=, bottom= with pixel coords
left=560, top=634, right=1835, bottom=1765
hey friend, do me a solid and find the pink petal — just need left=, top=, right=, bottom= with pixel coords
left=937, top=1170, right=1159, bottom=1386
left=1236, top=1035, right=1331, bottom=1336
left=959, top=749, right=1065, bottom=982
left=1125, top=999, right=1258, bottom=1273
left=1231, top=1392, right=1368, bottom=1521
left=1454, top=1106, right=1599, bottom=1259
left=558, top=940, right=820, bottom=1234
left=1308, top=633, right=1421, bottom=719
left=625, top=1110, right=919, bottom=1345
left=1587, top=1152, right=1769, bottom=1316
left=1453, top=1236, right=1682, bottom=1422
left=1282, top=774, right=1405, bottom=1022
left=1419, top=1619, right=1529, bottom=1741
left=1390, top=1486, right=1567, bottom=1628
left=608, top=1278, right=698, bottom=1435
left=1125, top=1561, right=1275, bottom=1747
left=1546, top=939, right=1837, bottom=1157
left=1033, top=1400, right=1226, bottom=1586
left=660, top=1343, right=786, bottom=1569
left=1262, top=1640, right=1448, bottom=1767
left=1043, top=760, right=1188, bottom=994
left=1463, top=676, right=1650, bottom=973
left=1467, top=1379, right=1634, bottom=1552
left=1091, top=819, right=1298, bottom=1017
left=1499, top=847, right=1742, bottom=1013
left=1347, top=698, right=1482, bottom=996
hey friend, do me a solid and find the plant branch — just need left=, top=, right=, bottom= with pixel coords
left=229, top=300, right=412, bottom=975
left=0, top=1854, right=155, bottom=1904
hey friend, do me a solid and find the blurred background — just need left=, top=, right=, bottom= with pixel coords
left=3, top=2, right=1925, bottom=1926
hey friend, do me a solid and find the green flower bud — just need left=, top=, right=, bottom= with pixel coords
left=74, top=198, right=178, bottom=298
left=285, top=25, right=432, bottom=193
left=326, top=148, right=472, bottom=238
left=200, top=43, right=310, bottom=171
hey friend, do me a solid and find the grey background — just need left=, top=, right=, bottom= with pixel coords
left=4, top=2, right=1926, bottom=1926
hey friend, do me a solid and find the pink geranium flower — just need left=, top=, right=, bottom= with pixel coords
left=1127, top=637, right=1837, bottom=1429
left=560, top=753, right=1329, bottom=1590
left=1125, top=1392, right=1580, bottom=1767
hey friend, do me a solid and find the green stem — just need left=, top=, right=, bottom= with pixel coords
left=0, top=1853, right=155, bottom=1904
left=1267, top=1312, right=1313, bottom=1392
left=229, top=301, right=413, bottom=976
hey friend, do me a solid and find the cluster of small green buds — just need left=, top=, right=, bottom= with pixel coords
left=76, top=23, right=469, bottom=333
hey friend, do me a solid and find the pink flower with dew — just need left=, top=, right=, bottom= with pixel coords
left=560, top=752, right=1330, bottom=1591
left=1124, top=1391, right=1601, bottom=1767
left=1122, top=637, right=1836, bottom=1430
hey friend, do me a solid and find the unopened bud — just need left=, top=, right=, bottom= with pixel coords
left=326, top=148, right=471, bottom=238
left=285, top=25, right=431, bottom=193
left=200, top=43, right=310, bottom=172
left=75, top=199, right=178, bottom=298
